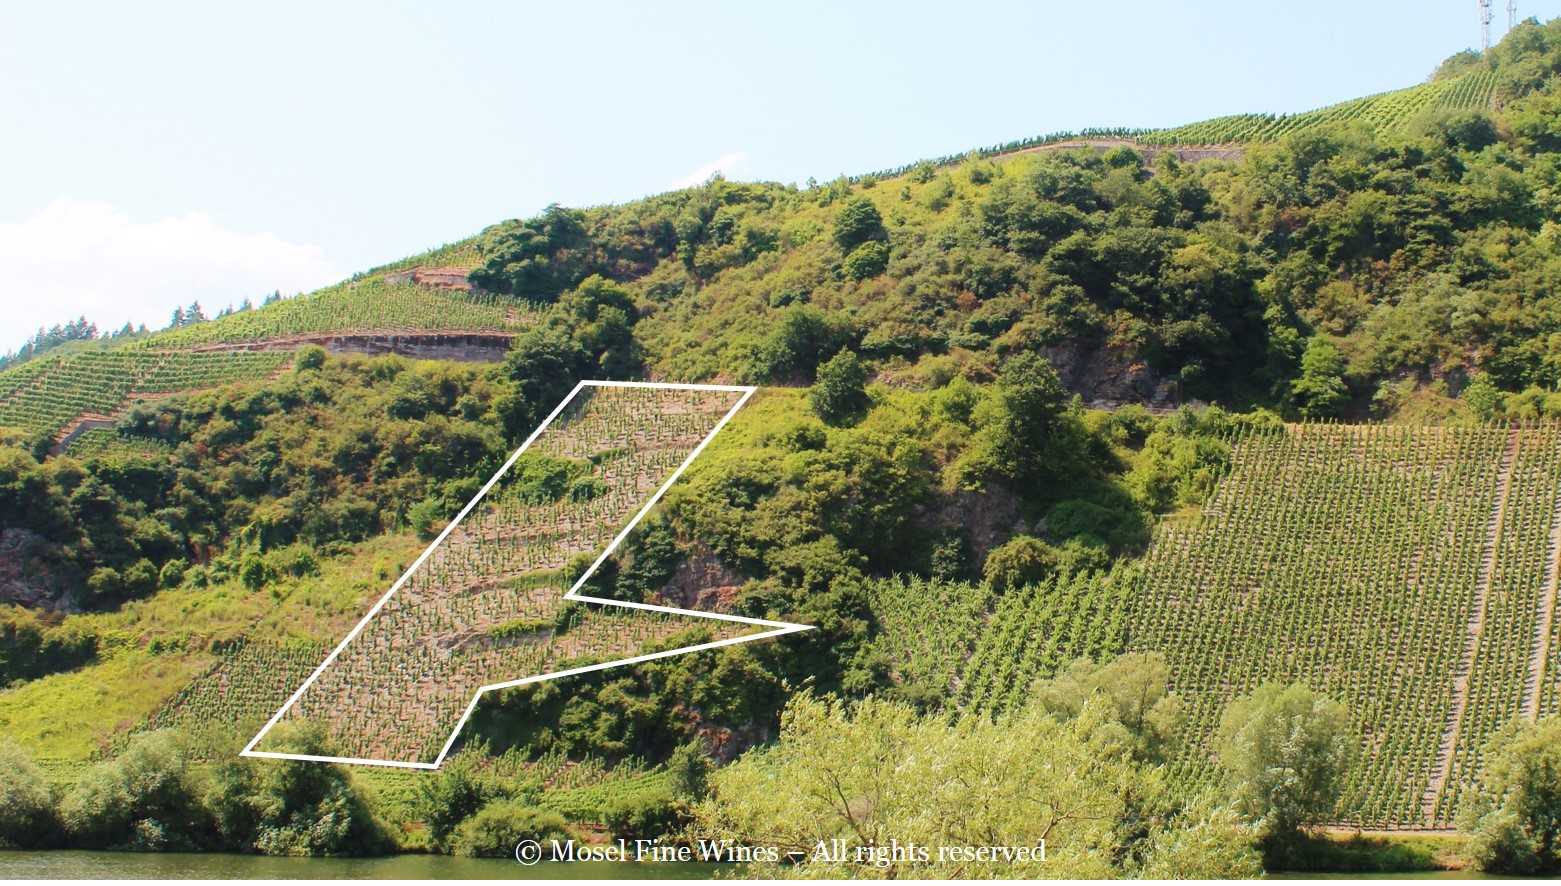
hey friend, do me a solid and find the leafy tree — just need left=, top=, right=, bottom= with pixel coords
left=468, top=204, right=592, bottom=300
left=451, top=799, right=571, bottom=858
left=961, top=353, right=1079, bottom=492
left=61, top=730, right=213, bottom=850
left=694, top=692, right=1259, bottom=878
left=831, top=195, right=886, bottom=251
left=1291, top=337, right=1349, bottom=418
left=496, top=326, right=590, bottom=437
left=1030, top=653, right=1186, bottom=764
left=1460, top=715, right=1561, bottom=875
left=840, top=240, right=890, bottom=281
left=294, top=344, right=327, bottom=372
left=1216, top=683, right=1354, bottom=858
left=414, top=754, right=493, bottom=848
left=205, top=721, right=393, bottom=856
left=0, top=739, right=59, bottom=848
left=809, top=349, right=870, bottom=425
left=1462, top=372, right=1502, bottom=422
left=981, top=535, right=1056, bottom=592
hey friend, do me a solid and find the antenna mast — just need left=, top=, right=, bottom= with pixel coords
left=1480, top=0, right=1494, bottom=50
left=1508, top=0, right=1518, bottom=30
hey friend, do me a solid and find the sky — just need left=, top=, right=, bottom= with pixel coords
left=1, top=0, right=1556, bottom=352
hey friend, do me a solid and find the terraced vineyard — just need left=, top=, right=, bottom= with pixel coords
left=0, top=349, right=292, bottom=438
left=145, top=279, right=539, bottom=349
left=253, top=385, right=759, bottom=765
left=1129, top=424, right=1561, bottom=829
left=103, top=638, right=332, bottom=759
left=63, top=428, right=172, bottom=460
left=1141, top=69, right=1498, bottom=146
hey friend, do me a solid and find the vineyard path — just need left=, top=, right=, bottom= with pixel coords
left=1420, top=428, right=1520, bottom=824
left=1520, top=443, right=1561, bottom=721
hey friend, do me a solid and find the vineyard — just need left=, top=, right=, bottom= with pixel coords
left=864, top=569, right=1131, bottom=714
left=0, top=349, right=292, bottom=438
left=1128, top=424, right=1561, bottom=829
left=62, top=428, right=171, bottom=460
left=1140, top=69, right=1498, bottom=146
left=142, top=279, right=540, bottom=350
left=252, top=385, right=759, bottom=765
left=102, top=638, right=332, bottom=759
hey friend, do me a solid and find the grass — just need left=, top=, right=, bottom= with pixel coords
left=0, top=533, right=425, bottom=762
left=0, top=649, right=212, bottom=760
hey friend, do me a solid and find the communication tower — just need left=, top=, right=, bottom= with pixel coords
left=1508, top=0, right=1518, bottom=31
left=1480, top=0, right=1494, bottom=50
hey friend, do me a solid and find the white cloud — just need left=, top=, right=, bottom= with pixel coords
left=669, top=152, right=749, bottom=190
left=0, top=199, right=339, bottom=351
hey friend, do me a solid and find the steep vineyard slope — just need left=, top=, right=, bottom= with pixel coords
left=1129, top=424, right=1561, bottom=829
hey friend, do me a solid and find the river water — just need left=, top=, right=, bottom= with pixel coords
left=0, top=851, right=732, bottom=879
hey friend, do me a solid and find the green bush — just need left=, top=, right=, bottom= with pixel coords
left=451, top=799, right=570, bottom=858
left=982, top=536, right=1057, bottom=593
left=841, top=241, right=890, bottom=281
left=600, top=784, right=684, bottom=840
left=61, top=730, right=213, bottom=851
left=0, top=739, right=60, bottom=848
left=206, top=722, right=395, bottom=856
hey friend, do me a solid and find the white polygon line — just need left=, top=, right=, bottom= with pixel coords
left=243, top=381, right=811, bottom=769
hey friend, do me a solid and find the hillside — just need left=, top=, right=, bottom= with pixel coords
left=7, top=19, right=1561, bottom=874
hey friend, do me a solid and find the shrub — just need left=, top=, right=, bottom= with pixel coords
left=451, top=800, right=570, bottom=858
left=841, top=241, right=890, bottom=281
left=810, top=349, right=870, bottom=425
left=982, top=536, right=1057, bottom=593
left=61, top=730, right=213, bottom=851
left=0, top=739, right=60, bottom=848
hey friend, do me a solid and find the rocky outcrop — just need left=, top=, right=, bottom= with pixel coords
left=382, top=266, right=478, bottom=292
left=654, top=547, right=748, bottom=612
left=1039, top=341, right=1180, bottom=412
left=0, top=529, right=73, bottom=611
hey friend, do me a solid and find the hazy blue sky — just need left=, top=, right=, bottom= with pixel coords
left=1, top=0, right=1555, bottom=351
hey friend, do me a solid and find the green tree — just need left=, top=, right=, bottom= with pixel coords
left=1291, top=337, right=1349, bottom=419
left=452, top=799, right=571, bottom=858
left=1030, top=653, right=1187, bottom=764
left=0, top=739, right=59, bottom=848
left=981, top=535, right=1056, bottom=592
left=1462, top=372, right=1502, bottom=422
left=809, top=349, right=870, bottom=425
left=205, top=721, right=393, bottom=856
left=694, top=692, right=1259, bottom=878
left=61, top=730, right=213, bottom=851
left=1460, top=715, right=1561, bottom=875
left=831, top=195, right=886, bottom=251
left=961, top=353, right=1079, bottom=491
left=1216, top=683, right=1354, bottom=857
left=496, top=326, right=591, bottom=438
left=414, top=754, right=493, bottom=849
left=840, top=240, right=890, bottom=281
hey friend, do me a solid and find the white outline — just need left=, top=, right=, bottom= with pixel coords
left=242, top=381, right=811, bottom=769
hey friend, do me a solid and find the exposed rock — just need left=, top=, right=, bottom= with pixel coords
left=655, top=546, right=747, bottom=612
left=382, top=265, right=478, bottom=292
left=912, top=486, right=1021, bottom=569
left=1039, top=340, right=1176, bottom=411
left=0, top=529, right=74, bottom=611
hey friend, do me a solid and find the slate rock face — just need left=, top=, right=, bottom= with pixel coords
left=0, top=528, right=73, bottom=611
